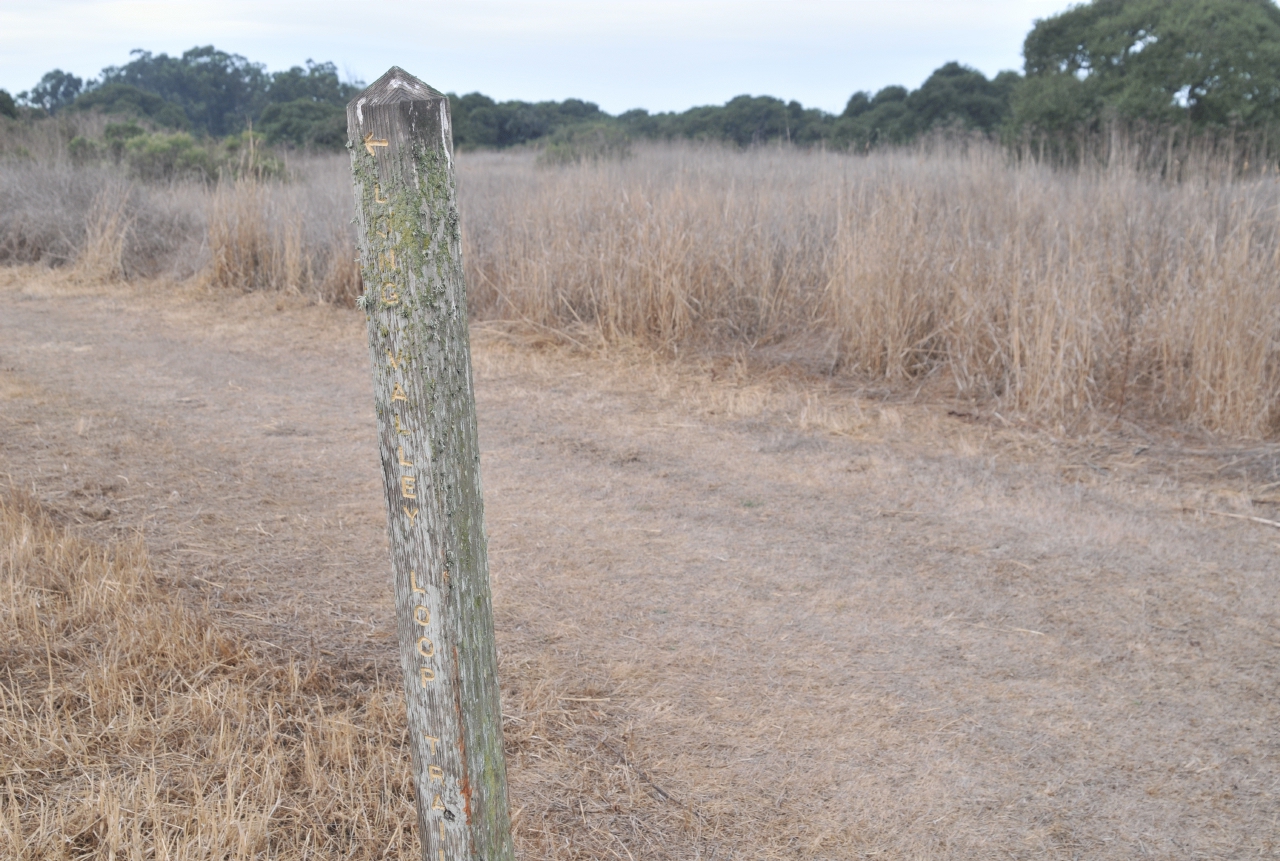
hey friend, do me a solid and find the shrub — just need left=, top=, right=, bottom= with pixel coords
left=66, top=135, right=99, bottom=165
left=124, top=131, right=214, bottom=180
left=257, top=98, right=346, bottom=149
left=537, top=123, right=631, bottom=166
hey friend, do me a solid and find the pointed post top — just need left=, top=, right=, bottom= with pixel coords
left=350, top=67, right=444, bottom=111
left=346, top=66, right=452, bottom=172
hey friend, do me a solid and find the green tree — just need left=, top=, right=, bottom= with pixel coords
left=843, top=91, right=873, bottom=118
left=71, top=82, right=189, bottom=129
left=1013, top=0, right=1280, bottom=133
left=266, top=60, right=359, bottom=107
left=257, top=99, right=345, bottom=148
left=0, top=89, right=16, bottom=119
left=688, top=95, right=791, bottom=145
left=447, top=93, right=608, bottom=148
left=908, top=62, right=1020, bottom=133
left=835, top=85, right=914, bottom=147
left=19, top=69, right=83, bottom=114
left=98, top=46, right=269, bottom=136
left=256, top=59, right=357, bottom=148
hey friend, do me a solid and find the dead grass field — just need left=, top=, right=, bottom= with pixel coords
left=0, top=267, right=1277, bottom=859
left=5, top=141, right=1280, bottom=437
left=460, top=144, right=1280, bottom=437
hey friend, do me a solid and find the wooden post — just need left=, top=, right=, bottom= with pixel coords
left=346, top=67, right=513, bottom=861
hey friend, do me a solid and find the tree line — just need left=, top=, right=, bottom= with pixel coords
left=1, top=47, right=358, bottom=148
left=4, top=0, right=1280, bottom=157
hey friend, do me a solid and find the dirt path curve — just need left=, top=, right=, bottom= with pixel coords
left=2, top=270, right=1277, bottom=860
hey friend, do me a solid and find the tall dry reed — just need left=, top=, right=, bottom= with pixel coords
left=205, top=156, right=360, bottom=304
left=3, top=140, right=1277, bottom=434
left=0, top=162, right=207, bottom=277
left=458, top=143, right=1280, bottom=436
left=0, top=153, right=360, bottom=301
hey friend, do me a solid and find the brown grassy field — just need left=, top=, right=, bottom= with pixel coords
left=3, top=139, right=1279, bottom=436
left=1, top=135, right=1278, bottom=858
left=1, top=267, right=1278, bottom=859
left=458, top=143, right=1280, bottom=437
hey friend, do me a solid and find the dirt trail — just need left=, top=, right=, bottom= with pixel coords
left=2, top=270, right=1278, bottom=859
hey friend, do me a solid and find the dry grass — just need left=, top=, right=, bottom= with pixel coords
left=204, top=160, right=361, bottom=305
left=0, top=492, right=422, bottom=859
left=0, top=490, right=708, bottom=859
left=3, top=273, right=1278, bottom=860
left=0, top=164, right=208, bottom=278
left=0, top=112, right=114, bottom=164
left=459, top=142, right=1280, bottom=437
left=3, top=138, right=1279, bottom=434
left=0, top=154, right=358, bottom=302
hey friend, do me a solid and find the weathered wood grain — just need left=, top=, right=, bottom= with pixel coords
left=346, top=67, right=513, bottom=861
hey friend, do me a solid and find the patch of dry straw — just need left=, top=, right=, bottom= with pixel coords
left=0, top=493, right=418, bottom=859
left=205, top=174, right=360, bottom=305
left=0, top=494, right=713, bottom=859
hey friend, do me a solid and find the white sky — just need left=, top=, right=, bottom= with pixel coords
left=1, top=1, right=1071, bottom=115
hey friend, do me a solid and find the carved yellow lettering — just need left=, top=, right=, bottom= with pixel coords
left=417, top=636, right=435, bottom=658
left=392, top=382, right=408, bottom=402
left=423, top=734, right=440, bottom=755
left=414, top=604, right=431, bottom=626
left=403, top=506, right=419, bottom=525
left=438, top=820, right=446, bottom=840
left=395, top=414, right=410, bottom=435
left=401, top=475, right=417, bottom=499
left=428, top=765, right=444, bottom=781
left=374, top=183, right=389, bottom=204
left=411, top=568, right=425, bottom=594
left=382, top=284, right=399, bottom=306
left=387, top=348, right=403, bottom=370
left=379, top=247, right=396, bottom=269
left=432, top=794, right=446, bottom=811
left=398, top=445, right=414, bottom=467
left=420, top=666, right=436, bottom=686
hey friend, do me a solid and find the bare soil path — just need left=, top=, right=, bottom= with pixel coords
left=2, top=269, right=1277, bottom=859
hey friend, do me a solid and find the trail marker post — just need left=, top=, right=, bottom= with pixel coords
left=347, top=68, right=513, bottom=861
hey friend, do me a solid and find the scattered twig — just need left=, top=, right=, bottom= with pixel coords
left=971, top=622, right=1046, bottom=637
left=597, top=736, right=704, bottom=820
left=1177, top=506, right=1280, bottom=527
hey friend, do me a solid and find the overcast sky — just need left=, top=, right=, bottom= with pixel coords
left=1, top=1, right=1071, bottom=115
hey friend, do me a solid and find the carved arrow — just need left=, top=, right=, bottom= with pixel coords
left=363, top=132, right=389, bottom=156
